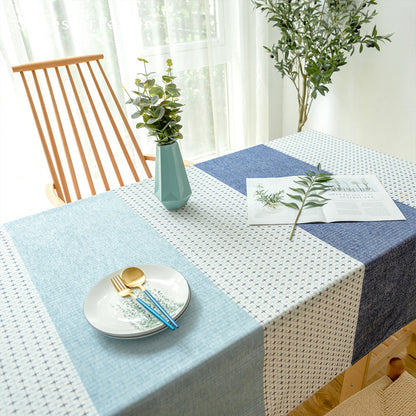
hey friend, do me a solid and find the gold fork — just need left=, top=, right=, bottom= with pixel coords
left=110, top=275, right=175, bottom=331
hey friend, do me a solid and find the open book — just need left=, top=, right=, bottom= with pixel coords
left=247, top=175, right=406, bottom=225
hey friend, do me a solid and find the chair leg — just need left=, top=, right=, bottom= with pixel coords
left=340, top=319, right=416, bottom=403
left=405, top=320, right=416, bottom=359
left=339, top=353, right=371, bottom=402
left=407, top=334, right=416, bottom=359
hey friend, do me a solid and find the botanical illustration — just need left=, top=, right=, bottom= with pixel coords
left=247, top=173, right=404, bottom=232
left=113, top=287, right=183, bottom=331
left=250, top=164, right=333, bottom=240
left=330, top=177, right=374, bottom=192
left=256, top=185, right=284, bottom=209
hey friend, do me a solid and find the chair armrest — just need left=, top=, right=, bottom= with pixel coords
left=183, top=159, right=194, bottom=167
left=45, top=184, right=65, bottom=207
left=144, top=154, right=194, bottom=167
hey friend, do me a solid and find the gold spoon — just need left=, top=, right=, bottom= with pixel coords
left=121, top=267, right=179, bottom=328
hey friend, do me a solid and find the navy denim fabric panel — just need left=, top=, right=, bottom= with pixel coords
left=197, top=144, right=416, bottom=362
left=301, top=204, right=416, bottom=361
left=351, top=235, right=416, bottom=362
left=196, top=144, right=317, bottom=195
left=301, top=202, right=415, bottom=264
left=301, top=203, right=416, bottom=360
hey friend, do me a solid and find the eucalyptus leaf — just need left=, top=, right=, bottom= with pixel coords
left=149, top=86, right=164, bottom=98
left=144, top=79, right=155, bottom=89
left=284, top=163, right=333, bottom=240
left=149, top=106, right=165, bottom=123
left=309, top=193, right=329, bottom=200
left=294, top=179, right=309, bottom=187
left=287, top=194, right=303, bottom=202
left=304, top=201, right=327, bottom=208
left=310, top=185, right=325, bottom=192
left=289, top=187, right=306, bottom=195
left=282, top=202, right=299, bottom=210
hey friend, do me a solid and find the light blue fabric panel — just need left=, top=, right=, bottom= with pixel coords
left=5, top=192, right=264, bottom=416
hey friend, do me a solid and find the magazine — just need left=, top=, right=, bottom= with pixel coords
left=247, top=174, right=406, bottom=225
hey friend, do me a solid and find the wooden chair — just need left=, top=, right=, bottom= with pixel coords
left=339, top=319, right=416, bottom=402
left=326, top=357, right=416, bottom=415
left=325, top=320, right=416, bottom=415
left=12, top=54, right=190, bottom=206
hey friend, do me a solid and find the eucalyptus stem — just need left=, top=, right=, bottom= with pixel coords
left=125, top=58, right=184, bottom=146
left=288, top=184, right=309, bottom=240
left=283, top=163, right=333, bottom=240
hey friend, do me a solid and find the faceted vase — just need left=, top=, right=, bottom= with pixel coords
left=154, top=141, right=192, bottom=210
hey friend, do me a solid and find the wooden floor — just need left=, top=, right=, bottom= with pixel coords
left=287, top=345, right=416, bottom=415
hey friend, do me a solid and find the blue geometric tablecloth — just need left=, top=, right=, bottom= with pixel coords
left=1, top=131, right=415, bottom=415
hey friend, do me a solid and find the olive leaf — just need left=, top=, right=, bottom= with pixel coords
left=283, top=163, right=333, bottom=240
left=253, top=0, right=392, bottom=132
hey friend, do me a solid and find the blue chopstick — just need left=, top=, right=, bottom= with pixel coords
left=143, top=289, right=179, bottom=329
left=134, top=297, right=175, bottom=331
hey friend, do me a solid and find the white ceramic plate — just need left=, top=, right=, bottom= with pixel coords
left=84, top=264, right=191, bottom=338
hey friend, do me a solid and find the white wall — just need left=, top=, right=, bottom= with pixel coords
left=276, top=0, right=416, bottom=163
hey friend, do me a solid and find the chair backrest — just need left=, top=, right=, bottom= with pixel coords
left=12, top=54, right=152, bottom=203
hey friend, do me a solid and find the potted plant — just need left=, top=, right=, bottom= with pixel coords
left=253, top=0, right=392, bottom=132
left=125, top=58, right=191, bottom=209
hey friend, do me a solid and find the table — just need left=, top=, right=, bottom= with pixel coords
left=1, top=130, right=416, bottom=416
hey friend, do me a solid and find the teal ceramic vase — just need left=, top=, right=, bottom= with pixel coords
left=154, top=141, right=192, bottom=210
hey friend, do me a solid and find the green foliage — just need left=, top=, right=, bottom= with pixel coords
left=256, top=185, right=284, bottom=208
left=253, top=0, right=392, bottom=131
left=283, top=163, right=333, bottom=240
left=125, top=58, right=184, bottom=146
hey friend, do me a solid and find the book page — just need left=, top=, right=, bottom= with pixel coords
left=323, top=175, right=406, bottom=222
left=247, top=177, right=327, bottom=225
left=247, top=175, right=405, bottom=225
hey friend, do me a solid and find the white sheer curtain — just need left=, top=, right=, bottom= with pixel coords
left=0, top=0, right=273, bottom=222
